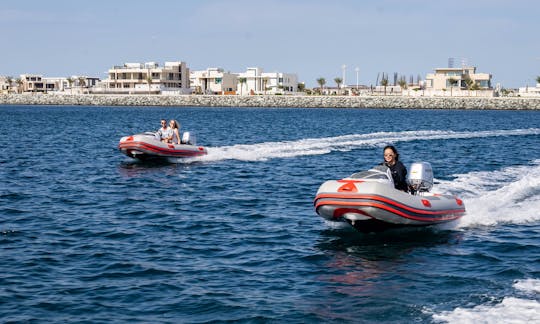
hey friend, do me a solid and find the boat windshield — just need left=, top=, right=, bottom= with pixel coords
left=349, top=165, right=392, bottom=182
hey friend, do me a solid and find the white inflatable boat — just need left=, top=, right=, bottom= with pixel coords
left=314, top=162, right=466, bottom=232
left=118, top=131, right=207, bottom=161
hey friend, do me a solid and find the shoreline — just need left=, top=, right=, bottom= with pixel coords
left=1, top=94, right=540, bottom=110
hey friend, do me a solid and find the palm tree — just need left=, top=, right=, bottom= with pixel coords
left=463, top=76, right=474, bottom=96
left=6, top=76, right=13, bottom=93
left=398, top=77, right=407, bottom=90
left=238, top=77, right=247, bottom=95
left=67, top=77, right=74, bottom=94
left=334, top=77, right=342, bottom=94
left=77, top=77, right=86, bottom=94
left=536, top=76, right=540, bottom=85
left=316, top=78, right=326, bottom=95
left=380, top=75, right=389, bottom=95
left=16, top=78, right=23, bottom=93
left=448, top=77, right=458, bottom=96
left=146, top=75, right=153, bottom=94
left=262, top=77, right=269, bottom=95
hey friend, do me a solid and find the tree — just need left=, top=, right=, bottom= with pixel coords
left=67, top=77, right=74, bottom=94
left=448, top=77, right=458, bottom=96
left=262, top=77, right=269, bottom=95
left=297, top=82, right=305, bottom=93
left=398, top=77, right=407, bottom=90
left=316, top=78, right=326, bottom=95
left=6, top=76, right=13, bottom=93
left=463, top=75, right=474, bottom=96
left=238, top=77, right=247, bottom=95
left=334, top=77, right=342, bottom=94
left=380, top=74, right=389, bottom=95
left=16, top=78, right=23, bottom=93
left=146, top=75, right=153, bottom=94
left=536, top=76, right=540, bottom=85
left=77, top=77, right=86, bottom=94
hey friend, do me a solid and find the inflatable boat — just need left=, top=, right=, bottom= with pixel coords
left=314, top=162, right=465, bottom=232
left=118, top=131, right=207, bottom=161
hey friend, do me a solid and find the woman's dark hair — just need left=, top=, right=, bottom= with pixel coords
left=383, top=145, right=400, bottom=161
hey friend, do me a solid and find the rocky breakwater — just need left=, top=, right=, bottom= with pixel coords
left=1, top=94, right=540, bottom=110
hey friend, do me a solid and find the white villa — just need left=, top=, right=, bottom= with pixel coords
left=422, top=66, right=493, bottom=96
left=518, top=82, right=540, bottom=97
left=98, top=61, right=191, bottom=94
left=190, top=68, right=238, bottom=95
left=0, top=76, right=13, bottom=94
left=237, top=67, right=298, bottom=95
left=0, top=75, right=99, bottom=94
left=18, top=74, right=59, bottom=93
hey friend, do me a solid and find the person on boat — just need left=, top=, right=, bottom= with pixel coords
left=156, top=119, right=173, bottom=143
left=169, top=120, right=181, bottom=144
left=382, top=145, right=409, bottom=192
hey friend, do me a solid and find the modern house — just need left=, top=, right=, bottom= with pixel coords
left=0, top=76, right=11, bottom=94
left=17, top=74, right=56, bottom=93
left=13, top=75, right=101, bottom=94
left=423, top=66, right=493, bottom=96
left=98, top=61, right=191, bottom=94
left=260, top=71, right=298, bottom=94
left=518, top=82, right=540, bottom=97
left=190, top=68, right=238, bottom=95
left=237, top=67, right=298, bottom=95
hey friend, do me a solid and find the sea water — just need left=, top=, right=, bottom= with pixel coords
left=0, top=105, right=539, bottom=323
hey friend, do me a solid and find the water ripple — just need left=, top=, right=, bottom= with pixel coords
left=0, top=106, right=539, bottom=322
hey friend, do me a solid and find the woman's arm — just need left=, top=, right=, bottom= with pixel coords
left=175, top=129, right=181, bottom=144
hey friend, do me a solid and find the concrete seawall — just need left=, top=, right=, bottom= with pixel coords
left=1, top=94, right=540, bottom=110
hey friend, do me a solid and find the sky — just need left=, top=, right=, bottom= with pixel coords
left=1, top=0, right=539, bottom=88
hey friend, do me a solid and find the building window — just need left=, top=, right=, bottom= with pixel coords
left=215, top=78, right=222, bottom=84
left=478, top=80, right=489, bottom=88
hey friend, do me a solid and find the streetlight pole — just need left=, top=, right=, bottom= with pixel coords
left=355, top=67, right=359, bottom=90
left=341, top=64, right=346, bottom=89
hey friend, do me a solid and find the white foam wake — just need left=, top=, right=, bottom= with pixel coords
left=514, top=278, right=540, bottom=294
left=432, top=279, right=540, bottom=323
left=194, top=128, right=540, bottom=162
left=434, top=160, right=540, bottom=227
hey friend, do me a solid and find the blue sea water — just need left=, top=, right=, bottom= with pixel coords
left=1, top=105, right=539, bottom=323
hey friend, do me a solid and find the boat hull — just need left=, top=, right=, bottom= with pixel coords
left=314, top=180, right=465, bottom=233
left=118, top=133, right=207, bottom=160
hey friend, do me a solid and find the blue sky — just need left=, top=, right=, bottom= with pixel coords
left=1, top=0, right=539, bottom=88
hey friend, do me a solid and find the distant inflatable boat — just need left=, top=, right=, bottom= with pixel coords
left=119, top=132, right=207, bottom=161
left=314, top=162, right=465, bottom=232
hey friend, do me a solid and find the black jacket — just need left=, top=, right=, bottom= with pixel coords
left=385, top=161, right=408, bottom=191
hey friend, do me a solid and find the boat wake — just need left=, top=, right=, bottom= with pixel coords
left=435, top=160, right=540, bottom=228
left=431, top=279, right=540, bottom=323
left=191, top=128, right=540, bottom=163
